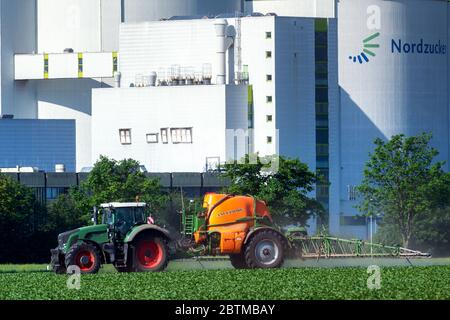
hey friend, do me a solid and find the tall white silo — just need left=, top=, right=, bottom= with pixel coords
left=331, top=0, right=449, bottom=236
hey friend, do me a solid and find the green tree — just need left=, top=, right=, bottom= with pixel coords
left=221, top=154, right=323, bottom=226
left=413, top=172, right=450, bottom=254
left=49, top=156, right=170, bottom=229
left=0, top=174, right=36, bottom=262
left=43, top=194, right=87, bottom=233
left=357, top=133, right=445, bottom=248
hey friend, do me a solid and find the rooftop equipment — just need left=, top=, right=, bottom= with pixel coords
left=202, top=63, right=212, bottom=85
left=149, top=72, right=157, bottom=86
left=114, top=72, right=121, bottom=88
left=55, top=164, right=66, bottom=173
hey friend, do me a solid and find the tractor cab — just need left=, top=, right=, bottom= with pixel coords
left=99, top=202, right=149, bottom=238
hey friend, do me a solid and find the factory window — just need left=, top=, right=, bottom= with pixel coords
left=266, top=96, right=273, bottom=103
left=267, top=136, right=273, bottom=144
left=119, top=129, right=132, bottom=145
left=265, top=51, right=272, bottom=59
left=46, top=188, right=67, bottom=201
left=316, top=144, right=329, bottom=156
left=315, top=46, right=328, bottom=62
left=317, top=185, right=329, bottom=198
left=348, top=185, right=357, bottom=201
left=316, top=156, right=329, bottom=168
left=316, top=128, right=329, bottom=144
left=146, top=133, right=159, bottom=144
left=315, top=32, right=328, bottom=46
left=316, top=114, right=328, bottom=128
left=171, top=128, right=193, bottom=144
left=161, top=128, right=169, bottom=144
left=266, top=115, right=273, bottom=122
left=316, top=103, right=329, bottom=115
left=316, top=87, right=329, bottom=103
left=265, top=32, right=272, bottom=39
left=316, top=62, right=328, bottom=74
left=266, top=74, right=272, bottom=82
left=340, top=216, right=367, bottom=226
left=316, top=72, right=328, bottom=86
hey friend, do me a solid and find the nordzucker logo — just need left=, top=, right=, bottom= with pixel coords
left=348, top=5, right=381, bottom=65
left=391, top=39, right=447, bottom=55
left=348, top=32, right=380, bottom=64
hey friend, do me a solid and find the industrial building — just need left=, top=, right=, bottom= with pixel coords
left=0, top=0, right=449, bottom=239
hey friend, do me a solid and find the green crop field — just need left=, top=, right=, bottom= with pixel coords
left=0, top=260, right=449, bottom=300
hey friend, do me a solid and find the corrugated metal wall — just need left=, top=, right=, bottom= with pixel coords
left=0, top=120, right=76, bottom=172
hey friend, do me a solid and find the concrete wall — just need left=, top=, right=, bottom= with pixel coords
left=246, top=0, right=335, bottom=18
left=92, top=85, right=248, bottom=172
left=37, top=79, right=106, bottom=171
left=123, top=0, right=242, bottom=22
left=0, top=0, right=38, bottom=118
left=0, top=119, right=76, bottom=172
left=274, top=17, right=316, bottom=170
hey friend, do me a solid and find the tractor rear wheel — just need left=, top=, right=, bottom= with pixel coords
left=229, top=253, right=248, bottom=269
left=65, top=243, right=101, bottom=274
left=132, top=236, right=169, bottom=272
left=244, top=230, right=285, bottom=269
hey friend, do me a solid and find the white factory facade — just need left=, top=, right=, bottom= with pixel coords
left=1, top=0, right=449, bottom=239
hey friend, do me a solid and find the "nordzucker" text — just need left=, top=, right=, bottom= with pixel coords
left=391, top=39, right=447, bottom=55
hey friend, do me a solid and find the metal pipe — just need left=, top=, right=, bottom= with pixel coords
left=214, top=19, right=234, bottom=85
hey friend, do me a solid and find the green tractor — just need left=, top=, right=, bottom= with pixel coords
left=50, top=202, right=172, bottom=274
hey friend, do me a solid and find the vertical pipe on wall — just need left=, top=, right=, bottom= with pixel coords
left=214, top=19, right=235, bottom=85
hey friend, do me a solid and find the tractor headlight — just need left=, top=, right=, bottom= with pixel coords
left=57, top=229, right=79, bottom=249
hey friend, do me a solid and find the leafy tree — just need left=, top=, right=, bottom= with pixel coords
left=0, top=174, right=36, bottom=262
left=357, top=133, right=445, bottom=248
left=49, top=156, right=170, bottom=229
left=413, top=172, right=450, bottom=254
left=43, top=194, right=88, bottom=233
left=221, top=154, right=323, bottom=226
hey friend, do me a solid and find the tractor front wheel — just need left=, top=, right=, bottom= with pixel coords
left=244, top=230, right=285, bottom=269
left=132, top=236, right=169, bottom=272
left=65, top=243, right=101, bottom=274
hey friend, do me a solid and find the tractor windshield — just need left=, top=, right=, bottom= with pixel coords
left=102, top=209, right=114, bottom=225
left=101, top=207, right=146, bottom=226
left=115, top=207, right=146, bottom=226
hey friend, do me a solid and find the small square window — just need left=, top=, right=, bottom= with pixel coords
left=266, top=115, right=273, bottom=122
left=265, top=32, right=272, bottom=39
left=267, top=136, right=273, bottom=144
left=119, top=129, right=131, bottom=145
left=146, top=133, right=159, bottom=144
left=161, top=128, right=169, bottom=144
left=266, top=96, right=273, bottom=103
left=266, top=74, right=272, bottom=82
left=266, top=51, right=272, bottom=58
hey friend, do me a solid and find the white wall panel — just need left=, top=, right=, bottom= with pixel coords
left=37, top=0, right=102, bottom=53
left=0, top=0, right=38, bottom=118
left=14, top=55, right=44, bottom=80
left=124, top=0, right=242, bottom=22
left=246, top=0, right=335, bottom=18
left=92, top=85, right=247, bottom=172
